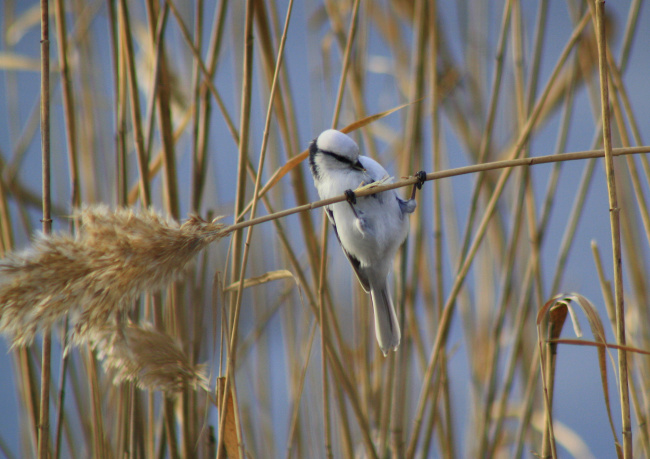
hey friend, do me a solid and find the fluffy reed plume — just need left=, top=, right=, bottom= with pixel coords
left=0, top=205, right=226, bottom=346
left=93, top=322, right=209, bottom=392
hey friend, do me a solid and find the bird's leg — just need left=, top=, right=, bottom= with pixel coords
left=399, top=171, right=427, bottom=215
left=410, top=170, right=427, bottom=200
left=345, top=189, right=369, bottom=236
left=344, top=189, right=359, bottom=218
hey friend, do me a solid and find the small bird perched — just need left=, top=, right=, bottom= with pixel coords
left=308, top=129, right=425, bottom=356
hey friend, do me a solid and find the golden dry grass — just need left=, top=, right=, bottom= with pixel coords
left=93, top=321, right=209, bottom=393
left=0, top=206, right=225, bottom=346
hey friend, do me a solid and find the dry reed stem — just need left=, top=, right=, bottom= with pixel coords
left=318, top=2, right=365, bottom=454
left=426, top=2, right=455, bottom=454
left=329, top=0, right=361, bottom=129
left=489, top=63, right=581, bottom=454
left=406, top=10, right=593, bottom=450
left=235, top=182, right=369, bottom=453
left=318, top=215, right=332, bottom=459
left=593, top=2, right=632, bottom=456
left=223, top=145, right=650, bottom=243
left=144, top=0, right=179, bottom=219
left=0, top=206, right=225, bottom=346
left=38, top=0, right=52, bottom=456
left=216, top=0, right=256, bottom=457
left=216, top=377, right=240, bottom=459
left=285, top=320, right=317, bottom=458
left=164, top=0, right=240, bottom=146
left=118, top=0, right=151, bottom=207
left=93, top=322, right=208, bottom=392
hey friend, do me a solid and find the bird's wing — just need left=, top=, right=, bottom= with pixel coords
left=326, top=208, right=371, bottom=292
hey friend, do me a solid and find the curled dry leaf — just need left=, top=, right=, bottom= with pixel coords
left=538, top=292, right=622, bottom=459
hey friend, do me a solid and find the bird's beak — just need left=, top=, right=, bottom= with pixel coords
left=353, top=160, right=366, bottom=172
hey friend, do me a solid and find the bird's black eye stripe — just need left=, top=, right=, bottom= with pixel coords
left=309, top=139, right=319, bottom=156
left=320, top=149, right=355, bottom=166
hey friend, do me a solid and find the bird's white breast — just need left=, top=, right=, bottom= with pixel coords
left=315, top=156, right=409, bottom=276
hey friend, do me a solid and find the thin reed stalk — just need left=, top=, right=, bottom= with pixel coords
left=217, top=0, right=256, bottom=456
left=593, top=2, right=631, bottom=456
left=119, top=0, right=151, bottom=207
left=38, top=0, right=52, bottom=457
left=318, top=216, right=332, bottom=458
left=221, top=144, right=650, bottom=237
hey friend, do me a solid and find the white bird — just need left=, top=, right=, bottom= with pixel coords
left=308, top=129, right=425, bottom=356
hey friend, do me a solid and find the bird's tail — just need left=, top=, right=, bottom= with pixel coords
left=370, top=282, right=401, bottom=356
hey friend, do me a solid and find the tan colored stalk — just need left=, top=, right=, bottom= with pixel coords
left=51, top=2, right=79, bottom=456
left=221, top=144, right=650, bottom=238
left=477, top=175, right=526, bottom=456
left=0, top=172, right=12, bottom=255
left=618, top=0, right=642, bottom=71
left=331, top=375, right=355, bottom=458
left=391, top=1, right=426, bottom=454
left=218, top=1, right=294, bottom=458
left=428, top=0, right=456, bottom=454
left=318, top=216, right=333, bottom=458
left=594, top=239, right=649, bottom=455
left=144, top=0, right=179, bottom=218
left=17, top=348, right=39, bottom=456
left=165, top=0, right=240, bottom=145
left=85, top=346, right=105, bottom=459
left=215, top=4, right=256, bottom=458
left=53, top=0, right=79, bottom=209
left=540, top=315, right=559, bottom=459
left=330, top=0, right=361, bottom=129
left=406, top=12, right=593, bottom=456
left=252, top=0, right=324, bottom=305
left=118, top=0, right=151, bottom=207
left=480, top=2, right=551, bottom=454
left=454, top=0, right=511, bottom=263
left=105, top=0, right=128, bottom=205
left=141, top=5, right=168, bottom=167
left=248, top=179, right=364, bottom=450
left=605, top=54, right=650, bottom=246
left=38, top=0, right=52, bottom=457
left=285, top=321, right=318, bottom=458
left=190, top=0, right=229, bottom=211
left=491, top=59, right=581, bottom=456
left=238, top=156, right=350, bottom=359
left=593, top=2, right=632, bottom=456
left=322, top=1, right=366, bottom=454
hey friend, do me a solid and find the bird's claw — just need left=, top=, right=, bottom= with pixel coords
left=344, top=189, right=357, bottom=205
left=344, top=188, right=362, bottom=219
left=409, top=170, right=427, bottom=200
left=414, top=170, right=427, bottom=190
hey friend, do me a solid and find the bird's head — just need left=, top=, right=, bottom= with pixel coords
left=309, top=130, right=366, bottom=181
